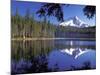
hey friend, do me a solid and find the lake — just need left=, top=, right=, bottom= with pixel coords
left=11, top=39, right=96, bottom=74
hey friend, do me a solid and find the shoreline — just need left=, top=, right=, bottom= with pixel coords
left=11, top=38, right=96, bottom=41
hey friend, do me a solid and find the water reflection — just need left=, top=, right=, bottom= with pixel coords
left=60, top=48, right=90, bottom=59
left=48, top=49, right=96, bottom=71
left=11, top=40, right=96, bottom=74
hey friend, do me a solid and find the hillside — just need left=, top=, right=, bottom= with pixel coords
left=55, top=26, right=96, bottom=38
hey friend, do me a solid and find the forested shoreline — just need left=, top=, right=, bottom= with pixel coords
left=11, top=9, right=95, bottom=39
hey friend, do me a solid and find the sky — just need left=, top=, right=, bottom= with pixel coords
left=11, top=0, right=96, bottom=26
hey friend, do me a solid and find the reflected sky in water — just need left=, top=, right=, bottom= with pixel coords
left=11, top=40, right=96, bottom=74
left=48, top=48, right=96, bottom=71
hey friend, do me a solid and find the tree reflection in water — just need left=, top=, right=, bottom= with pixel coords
left=11, top=54, right=95, bottom=74
left=11, top=40, right=96, bottom=74
left=11, top=53, right=51, bottom=74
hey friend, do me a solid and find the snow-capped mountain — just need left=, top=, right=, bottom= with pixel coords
left=59, top=16, right=89, bottom=28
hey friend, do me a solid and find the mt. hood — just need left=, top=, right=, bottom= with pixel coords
left=59, top=16, right=89, bottom=28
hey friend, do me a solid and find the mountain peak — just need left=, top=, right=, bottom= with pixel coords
left=59, top=16, right=89, bottom=28
left=74, top=16, right=78, bottom=19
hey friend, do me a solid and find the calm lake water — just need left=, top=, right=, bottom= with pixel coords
left=11, top=39, right=96, bottom=74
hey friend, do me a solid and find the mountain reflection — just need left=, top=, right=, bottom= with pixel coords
left=11, top=40, right=96, bottom=74
left=60, top=48, right=90, bottom=59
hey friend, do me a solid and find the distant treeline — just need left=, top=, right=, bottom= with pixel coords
left=55, top=26, right=96, bottom=38
left=11, top=9, right=95, bottom=38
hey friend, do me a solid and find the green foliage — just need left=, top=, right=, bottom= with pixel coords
left=11, top=8, right=95, bottom=39
left=55, top=26, right=95, bottom=38
left=37, top=3, right=96, bottom=21
left=83, top=6, right=96, bottom=19
left=11, top=8, right=55, bottom=38
left=36, top=3, right=65, bottom=22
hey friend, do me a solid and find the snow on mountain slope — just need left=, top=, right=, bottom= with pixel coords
left=59, top=16, right=89, bottom=28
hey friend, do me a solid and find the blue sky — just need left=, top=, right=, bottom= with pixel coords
left=11, top=0, right=96, bottom=26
